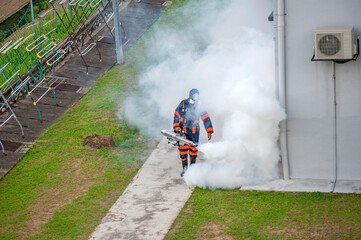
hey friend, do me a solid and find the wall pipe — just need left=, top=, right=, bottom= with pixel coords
left=30, top=0, right=36, bottom=38
left=330, top=61, right=338, bottom=192
left=276, top=0, right=290, bottom=180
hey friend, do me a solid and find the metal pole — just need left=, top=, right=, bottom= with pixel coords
left=330, top=61, right=338, bottom=193
left=53, top=7, right=56, bottom=40
left=112, top=0, right=124, bottom=64
left=69, top=2, right=73, bottom=31
left=30, top=0, right=36, bottom=38
left=277, top=0, right=289, bottom=180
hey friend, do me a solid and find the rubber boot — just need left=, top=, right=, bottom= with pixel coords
left=190, top=156, right=197, bottom=165
left=181, top=159, right=188, bottom=177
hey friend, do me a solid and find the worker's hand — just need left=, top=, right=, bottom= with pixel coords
left=208, top=133, right=212, bottom=141
left=174, top=127, right=181, bottom=133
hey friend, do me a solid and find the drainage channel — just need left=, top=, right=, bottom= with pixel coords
left=55, top=83, right=81, bottom=93
left=0, top=139, right=34, bottom=153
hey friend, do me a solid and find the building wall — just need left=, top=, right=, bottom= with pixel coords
left=284, top=0, right=361, bottom=180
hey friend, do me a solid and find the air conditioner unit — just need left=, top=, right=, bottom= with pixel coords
left=314, top=26, right=357, bottom=60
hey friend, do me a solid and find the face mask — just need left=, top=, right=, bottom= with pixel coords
left=189, top=93, right=199, bottom=105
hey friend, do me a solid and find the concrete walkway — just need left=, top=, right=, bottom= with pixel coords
left=241, top=178, right=361, bottom=193
left=90, top=140, right=193, bottom=240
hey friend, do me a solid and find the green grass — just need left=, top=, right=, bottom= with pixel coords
left=165, top=189, right=361, bottom=239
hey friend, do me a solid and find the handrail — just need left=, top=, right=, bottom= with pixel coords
left=79, top=0, right=91, bottom=7
left=37, top=41, right=57, bottom=58
left=0, top=41, right=12, bottom=53
left=69, top=0, right=81, bottom=6
left=25, top=34, right=46, bottom=51
left=2, top=38, right=23, bottom=53
left=90, top=0, right=101, bottom=8
left=0, top=70, right=19, bottom=89
left=13, top=34, right=35, bottom=49
left=0, top=63, right=9, bottom=73
left=43, top=17, right=56, bottom=27
left=80, top=42, right=96, bottom=56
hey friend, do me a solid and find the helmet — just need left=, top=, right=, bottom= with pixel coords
left=189, top=89, right=199, bottom=105
left=189, top=88, right=199, bottom=99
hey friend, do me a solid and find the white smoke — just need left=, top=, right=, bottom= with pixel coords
left=123, top=0, right=286, bottom=189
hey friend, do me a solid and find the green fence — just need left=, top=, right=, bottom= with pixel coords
left=0, top=0, right=109, bottom=88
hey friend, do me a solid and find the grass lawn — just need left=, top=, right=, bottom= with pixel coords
left=165, top=189, right=361, bottom=239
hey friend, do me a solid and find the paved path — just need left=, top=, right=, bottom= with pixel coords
left=90, top=140, right=193, bottom=240
left=241, top=178, right=361, bottom=193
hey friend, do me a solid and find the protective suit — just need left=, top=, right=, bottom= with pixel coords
left=173, top=89, right=213, bottom=176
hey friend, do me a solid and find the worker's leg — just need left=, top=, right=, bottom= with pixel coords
left=178, top=144, right=189, bottom=176
left=189, top=131, right=200, bottom=165
left=189, top=145, right=198, bottom=164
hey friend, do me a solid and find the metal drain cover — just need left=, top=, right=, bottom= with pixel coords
left=1, top=140, right=23, bottom=152
left=55, top=83, right=81, bottom=92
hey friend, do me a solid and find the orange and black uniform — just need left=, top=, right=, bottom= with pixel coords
left=173, top=99, right=213, bottom=165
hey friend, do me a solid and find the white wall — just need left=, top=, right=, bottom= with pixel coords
left=283, top=0, right=361, bottom=180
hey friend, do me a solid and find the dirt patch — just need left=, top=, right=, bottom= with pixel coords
left=183, top=201, right=193, bottom=214
left=267, top=221, right=360, bottom=239
left=83, top=135, right=116, bottom=149
left=20, top=157, right=104, bottom=236
left=197, top=223, right=233, bottom=240
left=267, top=224, right=308, bottom=239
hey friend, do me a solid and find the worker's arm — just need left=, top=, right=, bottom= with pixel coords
left=201, top=112, right=213, bottom=140
left=173, top=101, right=182, bottom=132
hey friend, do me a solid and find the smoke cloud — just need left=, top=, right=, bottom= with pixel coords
left=123, top=0, right=286, bottom=189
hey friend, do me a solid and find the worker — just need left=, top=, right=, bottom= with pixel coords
left=173, top=88, right=213, bottom=177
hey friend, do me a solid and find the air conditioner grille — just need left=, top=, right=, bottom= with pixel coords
left=318, top=34, right=341, bottom=56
